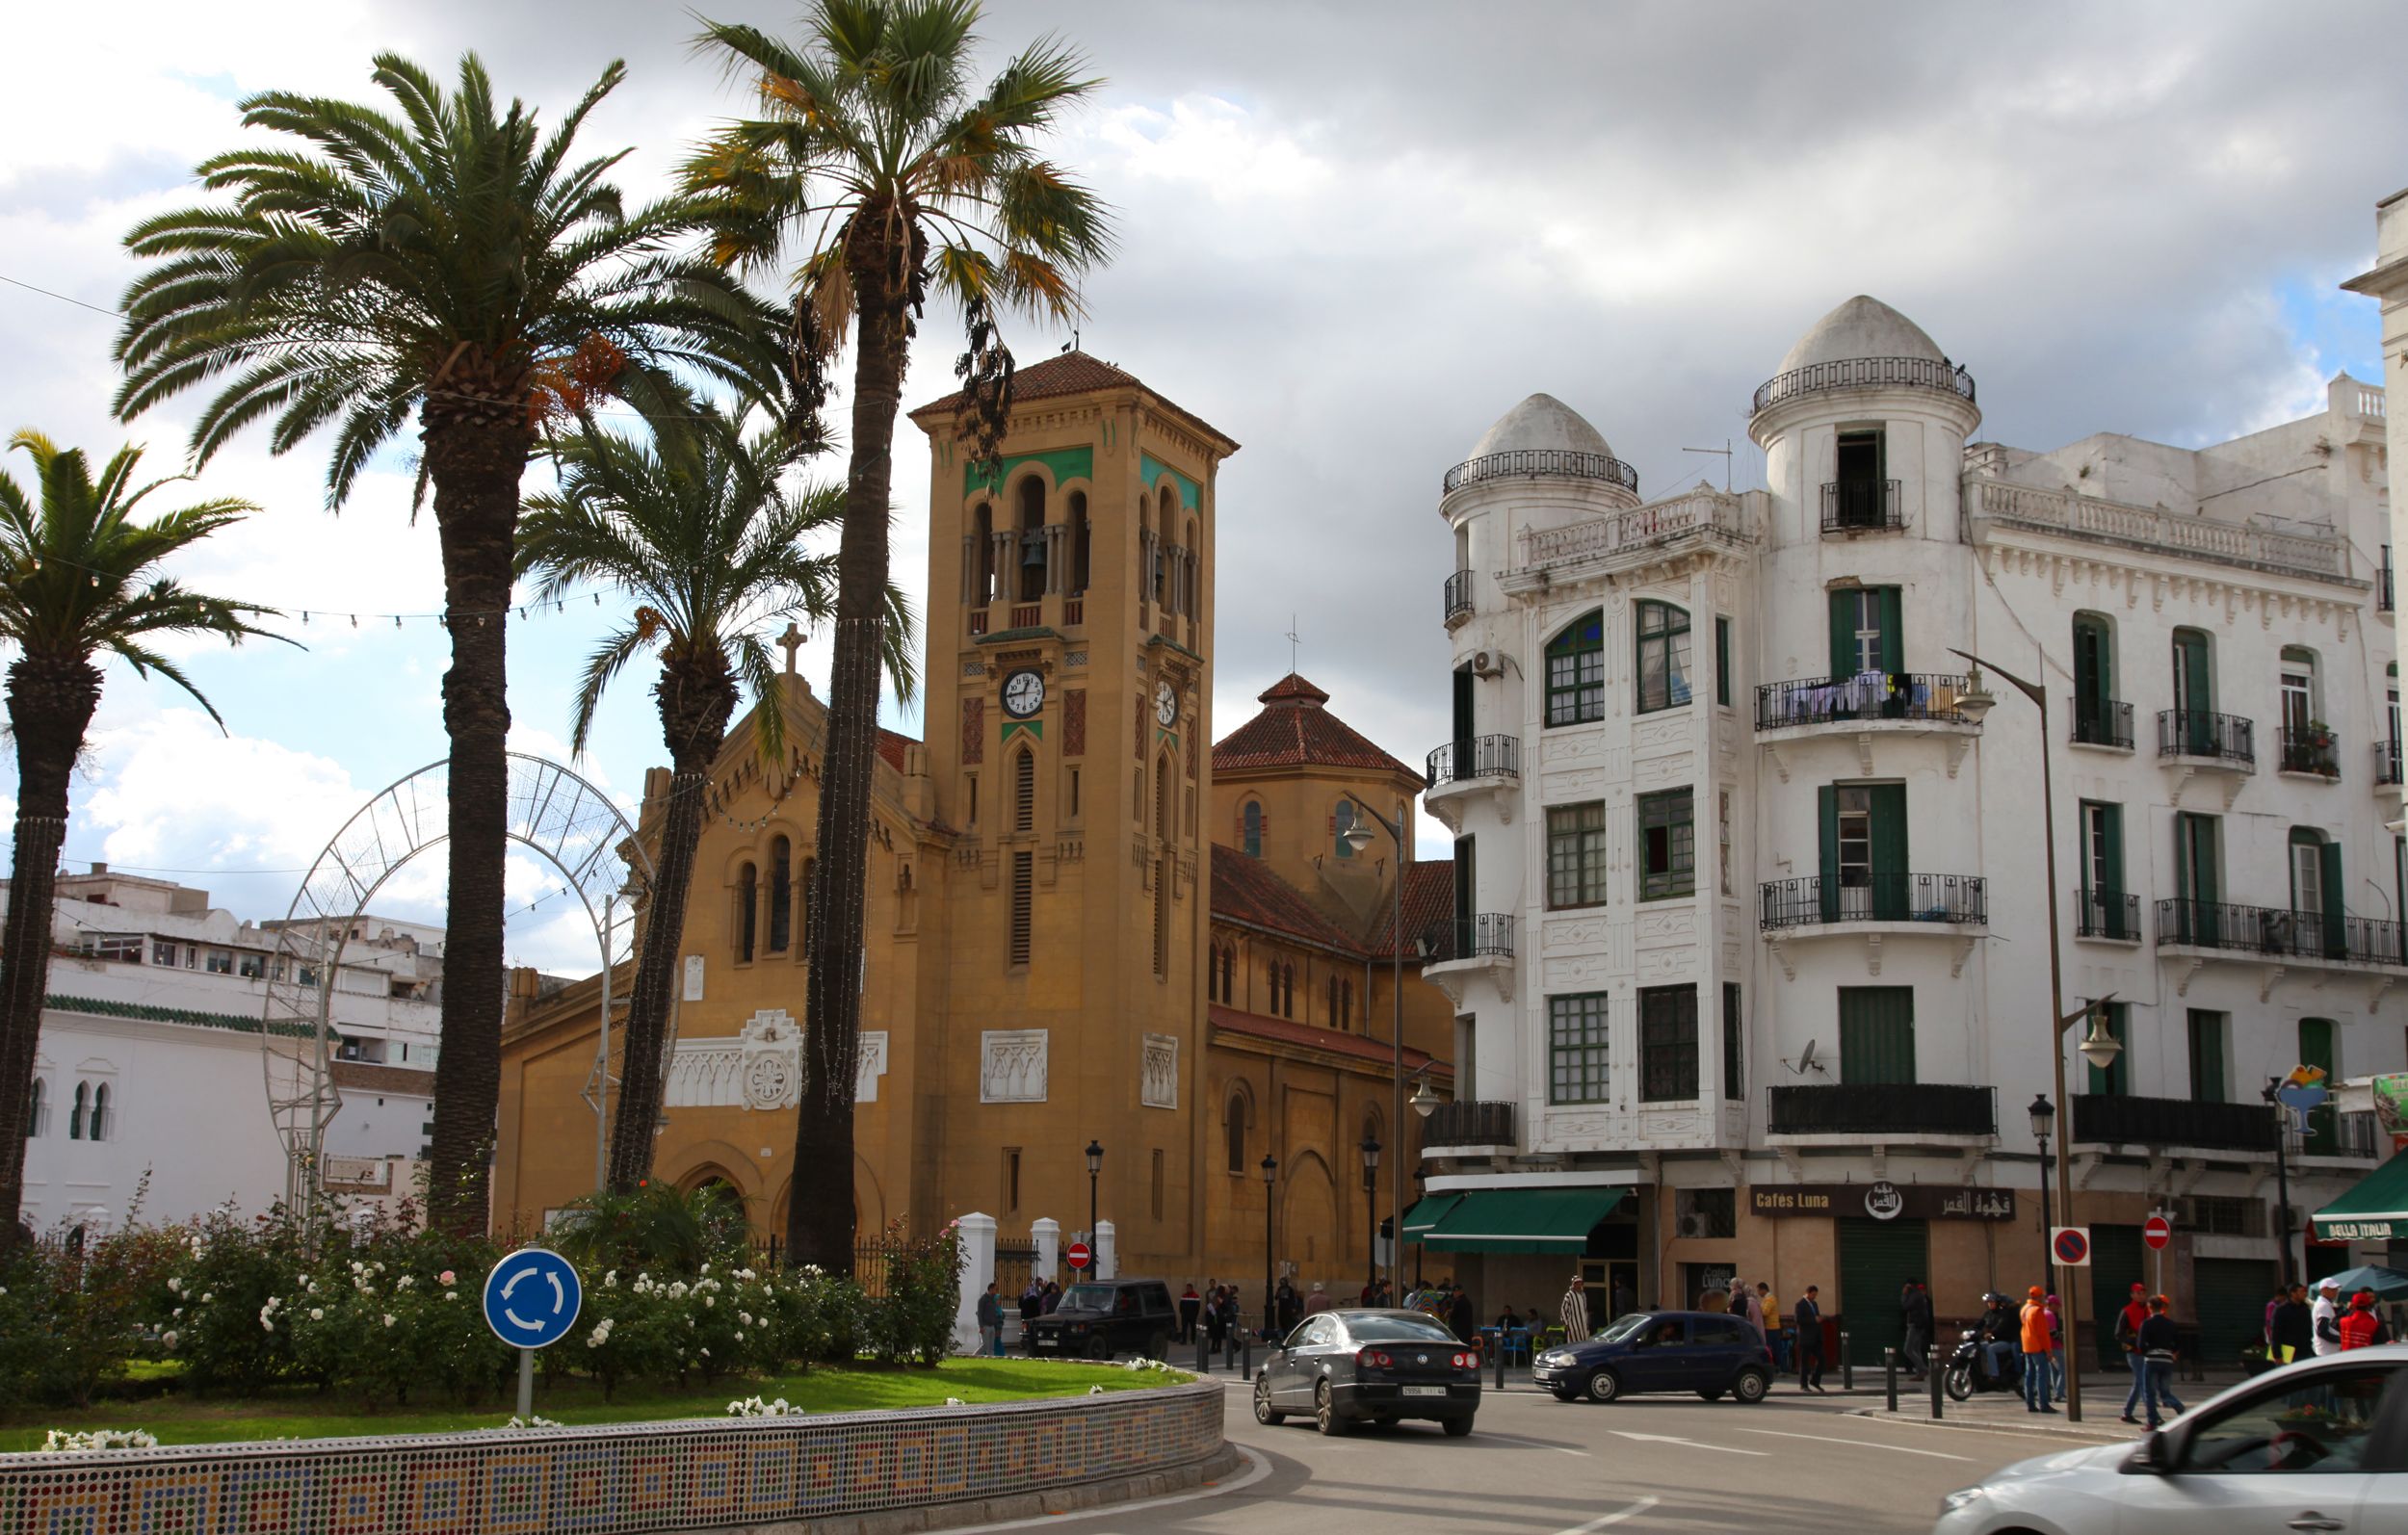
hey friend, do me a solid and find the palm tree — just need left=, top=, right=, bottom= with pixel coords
left=687, top=0, right=1112, bottom=1273
left=0, top=432, right=284, bottom=1245
left=112, top=53, right=788, bottom=1234
left=516, top=409, right=914, bottom=1190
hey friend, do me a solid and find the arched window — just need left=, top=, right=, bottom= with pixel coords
left=1635, top=601, right=1692, bottom=714
left=24, top=1077, right=43, bottom=1138
left=1015, top=476, right=1047, bottom=602
left=1334, top=799, right=1357, bottom=860
left=1069, top=491, right=1091, bottom=595
left=1281, top=962, right=1296, bottom=1018
left=1013, top=748, right=1036, bottom=832
left=2290, top=827, right=2344, bottom=958
left=2071, top=611, right=2116, bottom=743
left=1184, top=516, right=1200, bottom=617
left=737, top=862, right=758, bottom=963
left=1225, top=1088, right=1248, bottom=1173
left=1545, top=610, right=1606, bottom=726
left=1156, top=488, right=1177, bottom=609
left=767, top=836, right=794, bottom=952
left=89, top=1082, right=109, bottom=1143
left=1242, top=801, right=1263, bottom=858
left=972, top=502, right=995, bottom=607
left=1220, top=946, right=1234, bottom=1002
left=1342, top=979, right=1352, bottom=1029
left=68, top=1080, right=87, bottom=1141
left=1327, top=974, right=1339, bottom=1023
left=2279, top=647, right=2333, bottom=775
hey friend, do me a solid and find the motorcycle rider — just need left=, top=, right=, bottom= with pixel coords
left=1976, top=1292, right=2021, bottom=1387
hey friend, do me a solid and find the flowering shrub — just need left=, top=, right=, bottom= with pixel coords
left=858, top=1221, right=963, bottom=1367
left=36, top=1428, right=159, bottom=1452
left=725, top=1393, right=799, bottom=1418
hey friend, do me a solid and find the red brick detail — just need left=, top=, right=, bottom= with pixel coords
left=1064, top=689, right=1086, bottom=757
left=962, top=697, right=984, bottom=766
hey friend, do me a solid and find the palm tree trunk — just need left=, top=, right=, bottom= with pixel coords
left=0, top=653, right=101, bottom=1248
left=422, top=409, right=534, bottom=1236
left=609, top=656, right=737, bottom=1190
left=789, top=231, right=909, bottom=1275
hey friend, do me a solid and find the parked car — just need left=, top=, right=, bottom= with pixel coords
left=1531, top=1310, right=1774, bottom=1404
left=1027, top=1279, right=1177, bottom=1359
left=1932, top=1345, right=2408, bottom=1535
left=1252, top=1308, right=1482, bottom=1436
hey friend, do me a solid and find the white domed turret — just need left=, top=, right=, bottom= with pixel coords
left=1445, top=392, right=1639, bottom=515
left=1775, top=295, right=1949, bottom=377
left=1467, top=392, right=1617, bottom=463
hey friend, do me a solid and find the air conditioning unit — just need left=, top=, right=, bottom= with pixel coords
left=1469, top=650, right=1507, bottom=679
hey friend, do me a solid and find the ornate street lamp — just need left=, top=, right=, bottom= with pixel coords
left=1359, top=1134, right=1382, bottom=1300
left=1261, top=1153, right=1279, bottom=1338
left=1085, top=1139, right=1103, bottom=1270
left=2028, top=1093, right=2056, bottom=1286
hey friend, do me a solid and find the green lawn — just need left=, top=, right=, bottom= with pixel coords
left=0, top=1360, right=1184, bottom=1451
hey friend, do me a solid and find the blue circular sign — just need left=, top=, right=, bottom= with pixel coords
left=482, top=1247, right=583, bottom=1349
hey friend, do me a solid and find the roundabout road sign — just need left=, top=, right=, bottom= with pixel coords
left=2051, top=1227, right=2092, bottom=1267
left=483, top=1247, right=583, bottom=1350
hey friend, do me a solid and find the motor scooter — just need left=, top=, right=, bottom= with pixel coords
left=1943, top=1326, right=2023, bottom=1401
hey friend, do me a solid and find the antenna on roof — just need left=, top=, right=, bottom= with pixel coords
left=1286, top=613, right=1300, bottom=674
left=1682, top=439, right=1733, bottom=493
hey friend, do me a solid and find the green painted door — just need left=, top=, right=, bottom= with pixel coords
left=1839, top=986, right=1916, bottom=1083
left=2089, top=1224, right=2146, bottom=1371
left=2299, top=1018, right=2338, bottom=1155
left=2176, top=813, right=2219, bottom=943
left=2073, top=616, right=2111, bottom=740
left=2188, top=1010, right=2227, bottom=1103
left=2173, top=630, right=2213, bottom=752
left=2081, top=801, right=2127, bottom=938
left=2191, top=1258, right=2276, bottom=1368
left=1870, top=783, right=1908, bottom=919
left=1837, top=1218, right=1928, bottom=1366
left=2320, top=843, right=2347, bottom=960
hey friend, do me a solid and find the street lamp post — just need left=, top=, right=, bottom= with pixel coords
left=1085, top=1139, right=1103, bottom=1267
left=2028, top=1095, right=2056, bottom=1285
left=2263, top=1079, right=2297, bottom=1287
left=1359, top=1134, right=1382, bottom=1301
left=1261, top=1153, right=1278, bottom=1337
left=1340, top=795, right=1409, bottom=1296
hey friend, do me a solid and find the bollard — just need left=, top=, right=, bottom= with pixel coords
left=1493, top=1339, right=1505, bottom=1392
left=1841, top=1333, right=1853, bottom=1392
left=1196, top=1331, right=1209, bottom=1373
left=1240, top=1335, right=1252, bottom=1378
left=1928, top=1354, right=1945, bottom=1420
left=1885, top=1347, right=1898, bottom=1413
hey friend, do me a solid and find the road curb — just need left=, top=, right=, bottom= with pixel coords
left=799, top=1443, right=1248, bottom=1535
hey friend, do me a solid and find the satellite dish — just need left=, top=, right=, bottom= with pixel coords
left=1797, top=1039, right=1819, bottom=1072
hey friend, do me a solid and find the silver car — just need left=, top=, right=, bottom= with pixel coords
left=1932, top=1344, right=2408, bottom=1534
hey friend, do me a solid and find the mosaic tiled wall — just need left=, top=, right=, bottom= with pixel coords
left=0, top=1380, right=1220, bottom=1535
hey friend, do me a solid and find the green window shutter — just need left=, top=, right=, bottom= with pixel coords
left=2176, top=630, right=2212, bottom=716
left=2086, top=1003, right=2129, bottom=1096
left=1715, top=615, right=1732, bottom=707
left=1876, top=587, right=1903, bottom=673
left=2319, top=842, right=2346, bottom=959
left=2101, top=803, right=2127, bottom=937
left=1870, top=783, right=1909, bottom=919
left=1818, top=786, right=1841, bottom=923
left=2073, top=616, right=2110, bottom=710
left=1839, top=986, right=1916, bottom=1084
left=1828, top=590, right=1854, bottom=680
left=2188, top=1011, right=2226, bottom=1103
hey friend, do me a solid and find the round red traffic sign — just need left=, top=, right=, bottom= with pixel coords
left=1065, top=1241, right=1092, bottom=1271
left=2052, top=1228, right=2090, bottom=1266
left=2142, top=1215, right=2172, bottom=1252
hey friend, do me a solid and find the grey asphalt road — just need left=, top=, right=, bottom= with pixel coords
left=957, top=1378, right=2121, bottom=1535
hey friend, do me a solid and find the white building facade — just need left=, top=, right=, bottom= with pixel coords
left=13, top=866, right=443, bottom=1236
left=1420, top=297, right=2404, bottom=1365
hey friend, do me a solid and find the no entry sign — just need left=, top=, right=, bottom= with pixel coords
left=2142, top=1214, right=2172, bottom=1252
left=2051, top=1227, right=2092, bottom=1267
left=1065, top=1240, right=1092, bottom=1272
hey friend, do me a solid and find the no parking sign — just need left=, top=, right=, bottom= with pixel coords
left=2050, top=1227, right=2091, bottom=1267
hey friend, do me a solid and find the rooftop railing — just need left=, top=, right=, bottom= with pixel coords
left=1513, top=488, right=1748, bottom=572
left=1968, top=477, right=2350, bottom=582
left=1443, top=448, right=1638, bottom=498
left=1752, top=355, right=1976, bottom=415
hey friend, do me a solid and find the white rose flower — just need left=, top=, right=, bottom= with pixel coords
left=446, top=1292, right=458, bottom=1302
left=162, top=1330, right=179, bottom=1349
left=200, top=1293, right=213, bottom=1304
left=383, top=1314, right=397, bottom=1328
left=309, top=1308, right=324, bottom=1321
left=167, top=1277, right=182, bottom=1293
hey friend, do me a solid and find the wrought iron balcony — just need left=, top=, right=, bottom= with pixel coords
left=2376, top=739, right=2404, bottom=787
left=1759, top=872, right=1986, bottom=930
left=2381, top=553, right=2395, bottom=613
left=1820, top=479, right=1903, bottom=533
left=2070, top=1094, right=2275, bottom=1153
left=1442, top=568, right=1474, bottom=625
left=1423, top=1100, right=1516, bottom=1151
left=2157, top=709, right=2254, bottom=768
left=1443, top=448, right=1638, bottom=498
left=1754, top=672, right=1976, bottom=731
left=1426, top=735, right=1520, bottom=788
left=1752, top=355, right=1976, bottom=416
left=2071, top=698, right=2133, bottom=750
left=2277, top=725, right=2342, bottom=779
left=2155, top=898, right=2408, bottom=969
left=1767, top=1082, right=1994, bottom=1137
left=2074, top=888, right=2139, bottom=941
left=1451, top=912, right=1515, bottom=959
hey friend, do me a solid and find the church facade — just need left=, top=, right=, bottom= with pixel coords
left=494, top=355, right=1454, bottom=1294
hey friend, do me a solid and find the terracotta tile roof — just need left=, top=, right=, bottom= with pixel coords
left=876, top=728, right=915, bottom=774
left=907, top=351, right=1235, bottom=451
left=1369, top=860, right=1458, bottom=961
left=330, top=1060, right=437, bottom=1097
left=1211, top=673, right=1422, bottom=783
left=1210, top=1003, right=1445, bottom=1076
left=1210, top=846, right=1365, bottom=956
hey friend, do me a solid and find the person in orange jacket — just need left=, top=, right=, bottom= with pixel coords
left=2018, top=1286, right=2058, bottom=1415
left=2339, top=1290, right=2390, bottom=1350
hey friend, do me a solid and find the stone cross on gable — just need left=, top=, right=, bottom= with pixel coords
left=778, top=622, right=804, bottom=676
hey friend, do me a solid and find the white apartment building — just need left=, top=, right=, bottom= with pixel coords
left=1417, top=296, right=2404, bottom=1364
left=13, top=866, right=444, bottom=1236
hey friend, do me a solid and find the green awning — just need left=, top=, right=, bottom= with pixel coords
left=1401, top=1195, right=1462, bottom=1237
left=1420, top=1187, right=1627, bottom=1254
left=2314, top=1153, right=2408, bottom=1241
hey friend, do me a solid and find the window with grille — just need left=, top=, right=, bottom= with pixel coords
left=1005, top=1149, right=1022, bottom=1213
left=1547, top=801, right=1609, bottom=908
left=768, top=835, right=794, bottom=950
left=1637, top=789, right=1694, bottom=899
left=1636, top=601, right=1692, bottom=714
left=1714, top=615, right=1732, bottom=706
left=1545, top=611, right=1606, bottom=726
left=1226, top=1090, right=1248, bottom=1172
left=1678, top=1187, right=1736, bottom=1239
left=1013, top=749, right=1035, bottom=831
left=1151, top=1149, right=1165, bottom=1221
left=1549, top=993, right=1610, bottom=1104
left=1242, top=800, right=1263, bottom=857
left=1722, top=983, right=1743, bottom=1101
left=1009, top=851, right=1034, bottom=967
left=1639, top=985, right=1698, bottom=1102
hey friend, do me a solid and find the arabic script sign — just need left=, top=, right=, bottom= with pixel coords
left=1749, top=1183, right=2018, bottom=1222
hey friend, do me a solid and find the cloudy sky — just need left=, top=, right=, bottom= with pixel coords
left=1, top=0, right=2401, bottom=971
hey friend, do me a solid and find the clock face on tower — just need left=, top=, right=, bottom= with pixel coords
left=1155, top=679, right=1179, bottom=728
left=1002, top=667, right=1046, bottom=719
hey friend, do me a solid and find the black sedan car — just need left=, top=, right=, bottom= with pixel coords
left=1531, top=1310, right=1774, bottom=1404
left=1252, top=1309, right=1482, bottom=1436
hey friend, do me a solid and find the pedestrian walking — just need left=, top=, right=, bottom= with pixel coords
left=2270, top=1283, right=2314, bottom=1365
left=1177, top=1282, right=1200, bottom=1344
left=1302, top=1280, right=1333, bottom=1315
left=1901, top=1280, right=1934, bottom=1376
left=1220, top=1286, right=1243, bottom=1347
left=1757, top=1284, right=1787, bottom=1369
left=1042, top=1280, right=1061, bottom=1314
left=1793, top=1285, right=1825, bottom=1392
left=1448, top=1283, right=1478, bottom=1344
left=1205, top=1286, right=1229, bottom=1357
left=2115, top=1282, right=2152, bottom=1423
left=2138, top=1295, right=2182, bottom=1429
left=1610, top=1273, right=1635, bottom=1321
left=2045, top=1293, right=2066, bottom=1402
left=1559, top=1275, right=1592, bottom=1343
left=1275, top=1277, right=1301, bottom=1337
left=2315, top=1280, right=2343, bottom=1356
left=977, top=1281, right=1005, bottom=1358
left=2018, top=1288, right=2057, bottom=1414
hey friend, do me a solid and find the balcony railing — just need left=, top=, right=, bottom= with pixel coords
left=1767, top=1082, right=1995, bottom=1137
left=1513, top=489, right=1749, bottom=573
left=1424, top=1100, right=1516, bottom=1150
left=2376, top=739, right=2404, bottom=787
left=2277, top=726, right=2342, bottom=779
left=2380, top=553, right=2395, bottom=612
left=2070, top=1094, right=2275, bottom=1153
left=1759, top=872, right=1987, bottom=930
left=2329, top=1110, right=2381, bottom=1158
left=1820, top=479, right=1903, bottom=533
left=1451, top=912, right=1515, bottom=959
left=2074, top=888, right=2139, bottom=941
left=1755, top=672, right=1975, bottom=731
left=1966, top=478, right=2349, bottom=583
left=1752, top=355, right=1976, bottom=416
left=1443, top=569, right=1474, bottom=625
left=2156, top=898, right=2408, bottom=968
left=1443, top=448, right=1638, bottom=498
left=2071, top=698, right=2134, bottom=750
left=2157, top=709, right=2255, bottom=768
left=1426, top=735, right=1521, bottom=788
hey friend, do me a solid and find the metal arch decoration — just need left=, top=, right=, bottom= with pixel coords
left=260, top=752, right=655, bottom=1205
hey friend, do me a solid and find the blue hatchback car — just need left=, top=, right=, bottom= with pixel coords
left=1531, top=1310, right=1775, bottom=1405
